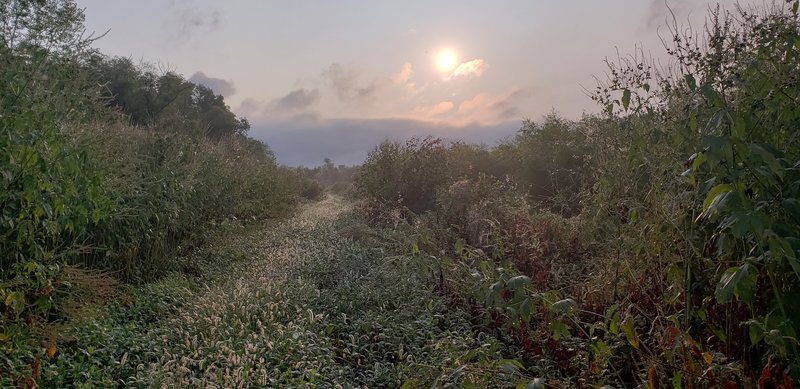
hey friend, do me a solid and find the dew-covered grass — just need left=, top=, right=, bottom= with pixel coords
left=38, top=196, right=514, bottom=388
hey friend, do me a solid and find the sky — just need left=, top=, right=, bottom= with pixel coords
left=76, top=0, right=757, bottom=166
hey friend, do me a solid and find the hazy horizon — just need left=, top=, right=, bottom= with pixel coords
left=76, top=0, right=757, bottom=166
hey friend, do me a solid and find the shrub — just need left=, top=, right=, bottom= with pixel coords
left=356, top=137, right=450, bottom=214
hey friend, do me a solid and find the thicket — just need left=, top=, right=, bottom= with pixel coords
left=0, top=1, right=310, bottom=384
left=293, top=157, right=358, bottom=199
left=357, top=2, right=800, bottom=387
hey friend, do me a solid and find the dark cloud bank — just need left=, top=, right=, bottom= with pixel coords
left=249, top=118, right=523, bottom=167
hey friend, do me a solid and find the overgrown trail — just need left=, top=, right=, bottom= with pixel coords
left=42, top=196, right=509, bottom=388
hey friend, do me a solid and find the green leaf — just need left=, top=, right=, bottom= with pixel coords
left=621, top=89, right=631, bottom=111
left=715, top=263, right=757, bottom=304
left=454, top=239, right=465, bottom=255
left=520, top=297, right=535, bottom=321
left=748, top=320, right=765, bottom=345
left=768, top=236, right=800, bottom=281
left=672, top=372, right=683, bottom=389
left=698, top=183, right=733, bottom=221
left=610, top=310, right=621, bottom=335
left=507, top=275, right=530, bottom=290
left=4, top=292, right=25, bottom=314
left=705, top=110, right=726, bottom=134
left=749, top=144, right=784, bottom=181
left=549, top=320, right=570, bottom=341
left=783, top=198, right=800, bottom=220
left=498, top=359, right=524, bottom=370
left=551, top=298, right=576, bottom=314
left=685, top=74, right=697, bottom=91
left=621, top=317, right=639, bottom=349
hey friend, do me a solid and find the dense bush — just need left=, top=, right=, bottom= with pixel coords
left=357, top=2, right=800, bottom=386
left=0, top=1, right=312, bottom=384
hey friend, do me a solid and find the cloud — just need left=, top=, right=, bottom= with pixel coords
left=238, top=89, right=321, bottom=117
left=447, top=59, right=489, bottom=81
left=237, top=98, right=264, bottom=117
left=454, top=88, right=531, bottom=125
left=489, top=89, right=530, bottom=121
left=412, top=101, right=454, bottom=118
left=269, top=88, right=320, bottom=112
left=189, top=72, right=236, bottom=96
left=392, top=62, right=413, bottom=85
left=248, top=117, right=522, bottom=166
left=644, top=0, right=691, bottom=29
left=322, top=63, right=372, bottom=101
left=166, top=1, right=222, bottom=45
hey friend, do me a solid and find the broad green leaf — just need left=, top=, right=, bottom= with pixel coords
left=685, top=74, right=697, bottom=91
left=4, top=292, right=25, bottom=314
left=551, top=298, right=576, bottom=313
left=731, top=117, right=746, bottom=138
left=698, top=184, right=733, bottom=221
left=672, top=372, right=683, bottom=389
left=783, top=198, right=800, bottom=220
left=507, top=275, right=530, bottom=290
left=691, top=152, right=707, bottom=171
left=622, top=89, right=631, bottom=111
left=621, top=317, right=639, bottom=349
left=749, top=144, right=784, bottom=180
left=454, top=239, right=465, bottom=255
left=498, top=359, right=524, bottom=370
left=768, top=236, right=800, bottom=281
left=549, top=320, right=570, bottom=341
left=748, top=320, right=765, bottom=345
left=715, top=263, right=756, bottom=304
left=610, top=310, right=621, bottom=335
left=520, top=297, right=535, bottom=321
left=700, top=84, right=722, bottom=105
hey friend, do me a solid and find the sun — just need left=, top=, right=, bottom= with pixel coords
left=436, top=49, right=458, bottom=72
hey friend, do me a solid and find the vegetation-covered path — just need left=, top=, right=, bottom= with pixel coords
left=39, top=196, right=520, bottom=388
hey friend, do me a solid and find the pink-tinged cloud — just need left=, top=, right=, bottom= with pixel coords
left=412, top=101, right=454, bottom=118
left=392, top=62, right=413, bottom=85
left=447, top=59, right=488, bottom=80
left=456, top=93, right=489, bottom=115
left=451, top=88, right=531, bottom=125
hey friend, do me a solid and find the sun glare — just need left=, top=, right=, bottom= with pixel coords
left=436, top=49, right=458, bottom=72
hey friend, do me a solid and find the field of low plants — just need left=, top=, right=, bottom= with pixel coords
left=7, top=196, right=547, bottom=388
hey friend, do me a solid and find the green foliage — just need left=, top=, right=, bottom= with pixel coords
left=88, top=56, right=250, bottom=139
left=293, top=158, right=359, bottom=197
left=357, top=137, right=450, bottom=214
left=0, top=0, right=311, bottom=384
left=503, top=113, right=592, bottom=216
left=356, top=2, right=800, bottom=386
